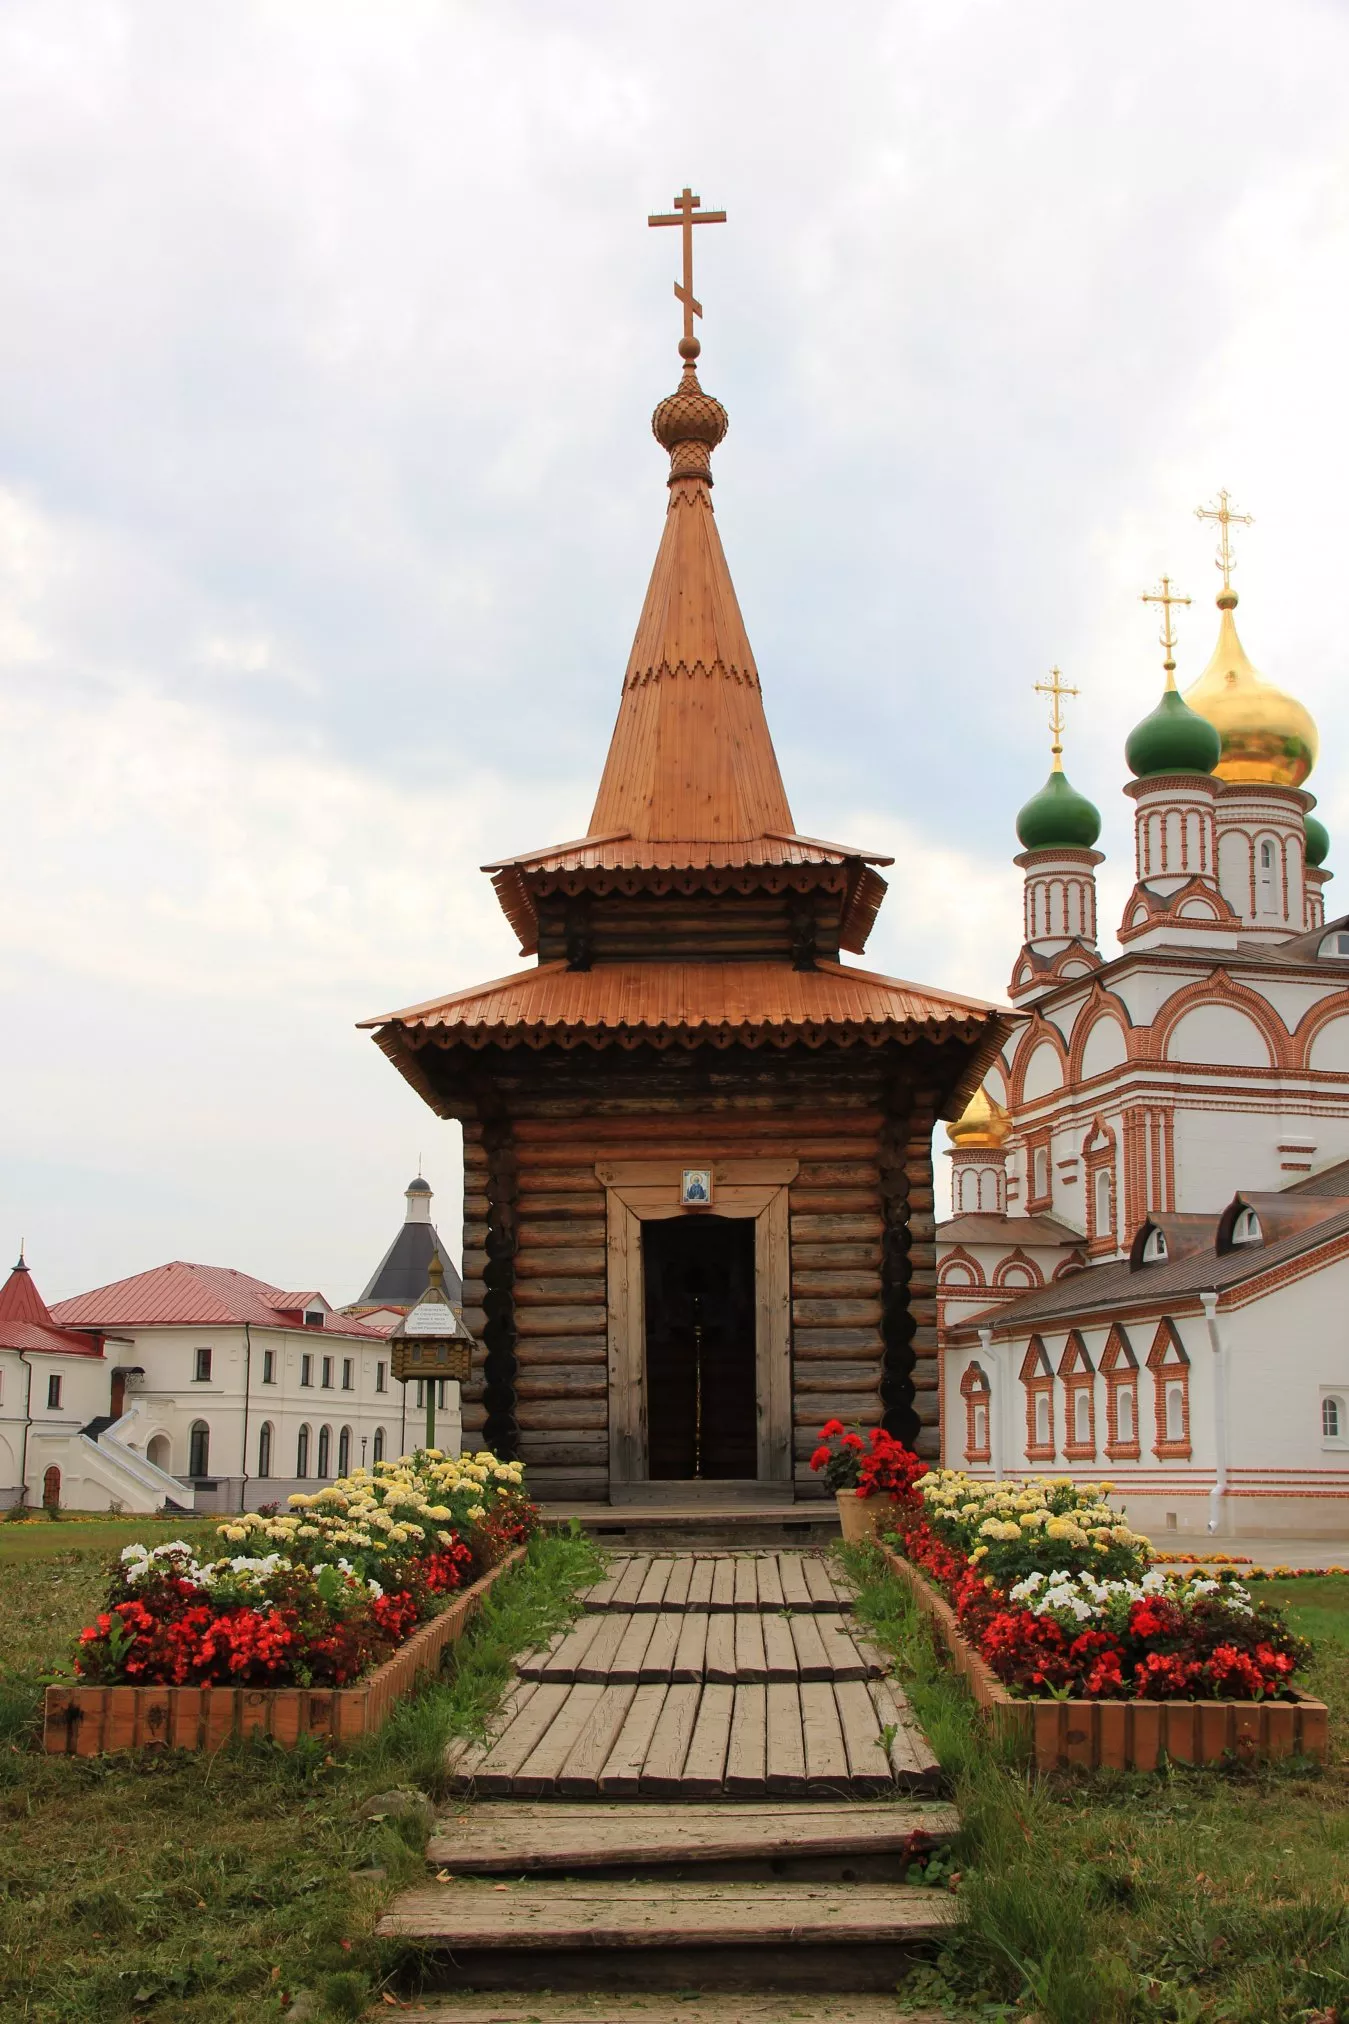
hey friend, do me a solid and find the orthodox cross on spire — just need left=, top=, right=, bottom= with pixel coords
left=648, top=187, right=726, bottom=358
left=1034, top=666, right=1079, bottom=772
left=1141, top=574, right=1191, bottom=689
left=1196, top=489, right=1253, bottom=592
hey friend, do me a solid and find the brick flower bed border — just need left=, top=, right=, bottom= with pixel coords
left=882, top=1546, right=1329, bottom=1773
left=42, top=1545, right=527, bottom=1757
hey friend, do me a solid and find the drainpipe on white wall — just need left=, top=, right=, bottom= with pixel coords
left=978, top=1326, right=1001, bottom=1478
left=1200, top=1291, right=1228, bottom=1535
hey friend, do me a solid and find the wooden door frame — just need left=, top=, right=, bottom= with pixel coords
left=597, top=1159, right=798, bottom=1493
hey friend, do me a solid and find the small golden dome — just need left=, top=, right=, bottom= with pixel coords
left=947, top=1086, right=1011, bottom=1149
left=1184, top=591, right=1318, bottom=787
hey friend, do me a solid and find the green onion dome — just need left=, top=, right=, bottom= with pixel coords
left=1305, top=813, right=1331, bottom=869
left=1125, top=686, right=1222, bottom=779
left=1015, top=767, right=1102, bottom=852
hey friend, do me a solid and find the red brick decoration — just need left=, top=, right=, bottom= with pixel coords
left=1149, top=1318, right=1192, bottom=1461
left=960, top=1361, right=992, bottom=1463
left=1059, top=1330, right=1096, bottom=1461
left=884, top=1548, right=1328, bottom=1774
left=1102, top=1323, right=1141, bottom=1462
left=1021, top=1337, right=1055, bottom=1462
left=43, top=1547, right=525, bottom=1758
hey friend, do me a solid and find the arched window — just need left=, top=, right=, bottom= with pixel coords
left=337, top=1426, right=351, bottom=1477
left=317, top=1425, right=331, bottom=1477
left=1117, top=1385, right=1134, bottom=1442
left=188, top=1421, right=210, bottom=1477
left=373, top=1426, right=386, bottom=1463
left=1032, top=1146, right=1049, bottom=1201
left=1148, top=1321, right=1192, bottom=1459
left=296, top=1424, right=311, bottom=1477
left=1035, top=1392, right=1051, bottom=1446
left=960, top=1363, right=992, bottom=1463
left=1094, top=1167, right=1112, bottom=1240
left=257, top=1422, right=273, bottom=1478
left=1142, top=1228, right=1168, bottom=1262
left=1257, top=838, right=1277, bottom=913
left=1074, top=1389, right=1092, bottom=1444
left=1323, top=1396, right=1344, bottom=1440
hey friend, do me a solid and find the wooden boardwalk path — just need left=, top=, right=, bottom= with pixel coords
left=378, top=1550, right=956, bottom=1995
left=445, top=1552, right=938, bottom=1801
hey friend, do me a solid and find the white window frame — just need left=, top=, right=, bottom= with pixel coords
left=1321, top=1390, right=1347, bottom=1448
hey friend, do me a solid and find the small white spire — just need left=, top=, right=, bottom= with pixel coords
left=404, top=1175, right=433, bottom=1225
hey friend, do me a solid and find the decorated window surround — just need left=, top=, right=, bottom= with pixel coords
left=1147, top=1318, right=1192, bottom=1461
left=1058, top=1330, right=1096, bottom=1460
left=1101, top=1323, right=1142, bottom=1461
left=1082, top=1116, right=1118, bottom=1259
left=1025, top=1131, right=1053, bottom=1214
left=1021, top=1337, right=1056, bottom=1462
left=960, top=1360, right=992, bottom=1463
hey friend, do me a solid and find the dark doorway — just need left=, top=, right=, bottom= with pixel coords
left=642, top=1215, right=756, bottom=1480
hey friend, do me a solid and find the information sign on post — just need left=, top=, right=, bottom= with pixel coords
left=389, top=1256, right=473, bottom=1452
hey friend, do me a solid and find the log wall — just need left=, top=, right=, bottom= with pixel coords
left=453, top=1047, right=946, bottom=1500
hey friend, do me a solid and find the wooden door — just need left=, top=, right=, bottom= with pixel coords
left=641, top=1216, right=756, bottom=1480
left=42, top=1466, right=60, bottom=1509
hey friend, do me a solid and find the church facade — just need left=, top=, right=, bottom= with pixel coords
left=364, top=211, right=1009, bottom=1503
left=936, top=512, right=1349, bottom=1534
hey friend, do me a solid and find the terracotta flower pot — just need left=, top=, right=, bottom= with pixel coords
left=835, top=1491, right=881, bottom=1543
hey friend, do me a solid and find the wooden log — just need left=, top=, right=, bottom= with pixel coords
left=514, top=1247, right=608, bottom=1278
left=792, top=1298, right=883, bottom=1327
left=514, top=1399, right=607, bottom=1431
left=513, top=1370, right=607, bottom=1399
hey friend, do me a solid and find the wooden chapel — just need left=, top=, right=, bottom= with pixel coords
left=362, top=193, right=1011, bottom=1502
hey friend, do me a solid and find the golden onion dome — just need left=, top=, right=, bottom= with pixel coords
left=946, top=1086, right=1011, bottom=1149
left=1184, top=590, right=1318, bottom=787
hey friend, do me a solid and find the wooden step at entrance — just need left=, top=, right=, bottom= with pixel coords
left=397, top=1999, right=948, bottom=2024
left=427, top=1799, right=961, bottom=1873
left=445, top=1678, right=940, bottom=1799
left=376, top=1877, right=959, bottom=1951
left=579, top=1554, right=854, bottom=1614
left=518, top=1614, right=887, bottom=1684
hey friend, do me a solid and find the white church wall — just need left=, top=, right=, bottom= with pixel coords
left=1309, top=1015, right=1349, bottom=1073
left=1080, top=1014, right=1129, bottom=1080
left=1021, top=1041, right=1065, bottom=1100
left=1170, top=1108, right=1291, bottom=1207
left=1165, top=1004, right=1274, bottom=1068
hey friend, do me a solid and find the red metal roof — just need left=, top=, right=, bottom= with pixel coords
left=0, top=1260, right=105, bottom=1358
left=51, top=1262, right=384, bottom=1338
left=362, top=958, right=1006, bottom=1051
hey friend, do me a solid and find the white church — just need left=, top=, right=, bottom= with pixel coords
left=938, top=500, right=1349, bottom=1539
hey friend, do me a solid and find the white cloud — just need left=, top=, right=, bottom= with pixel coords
left=0, top=0, right=1346, bottom=1297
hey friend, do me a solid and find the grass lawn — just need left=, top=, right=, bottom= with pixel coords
left=0, top=1516, right=218, bottom=1566
left=843, top=1546, right=1349, bottom=2024
left=0, top=1524, right=601, bottom=2023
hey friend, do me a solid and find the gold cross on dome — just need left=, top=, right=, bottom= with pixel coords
left=648, top=187, right=727, bottom=353
left=1034, top=666, right=1079, bottom=771
left=1141, top=575, right=1191, bottom=688
left=1195, top=489, right=1253, bottom=590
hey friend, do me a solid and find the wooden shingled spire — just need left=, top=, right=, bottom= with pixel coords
left=588, top=373, right=796, bottom=845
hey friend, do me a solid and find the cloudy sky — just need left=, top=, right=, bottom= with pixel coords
left=3, top=0, right=1347, bottom=1301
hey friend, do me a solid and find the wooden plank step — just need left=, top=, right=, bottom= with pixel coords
left=376, top=1878, right=960, bottom=1948
left=397, top=1999, right=944, bottom=2024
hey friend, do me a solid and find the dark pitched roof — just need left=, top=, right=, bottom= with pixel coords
left=357, top=1222, right=463, bottom=1309
left=1286, top=1155, right=1349, bottom=1197
left=956, top=1196, right=1349, bottom=1336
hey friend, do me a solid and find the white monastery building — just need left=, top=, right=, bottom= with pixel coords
left=938, top=506, right=1349, bottom=1537
left=1, top=1178, right=458, bottom=1513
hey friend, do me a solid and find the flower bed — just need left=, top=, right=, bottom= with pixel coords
left=43, top=1449, right=539, bottom=1755
left=44, top=1547, right=524, bottom=1756
left=902, top=1471, right=1310, bottom=1705
left=821, top=1443, right=1331, bottom=1770
left=885, top=1548, right=1328, bottom=1772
